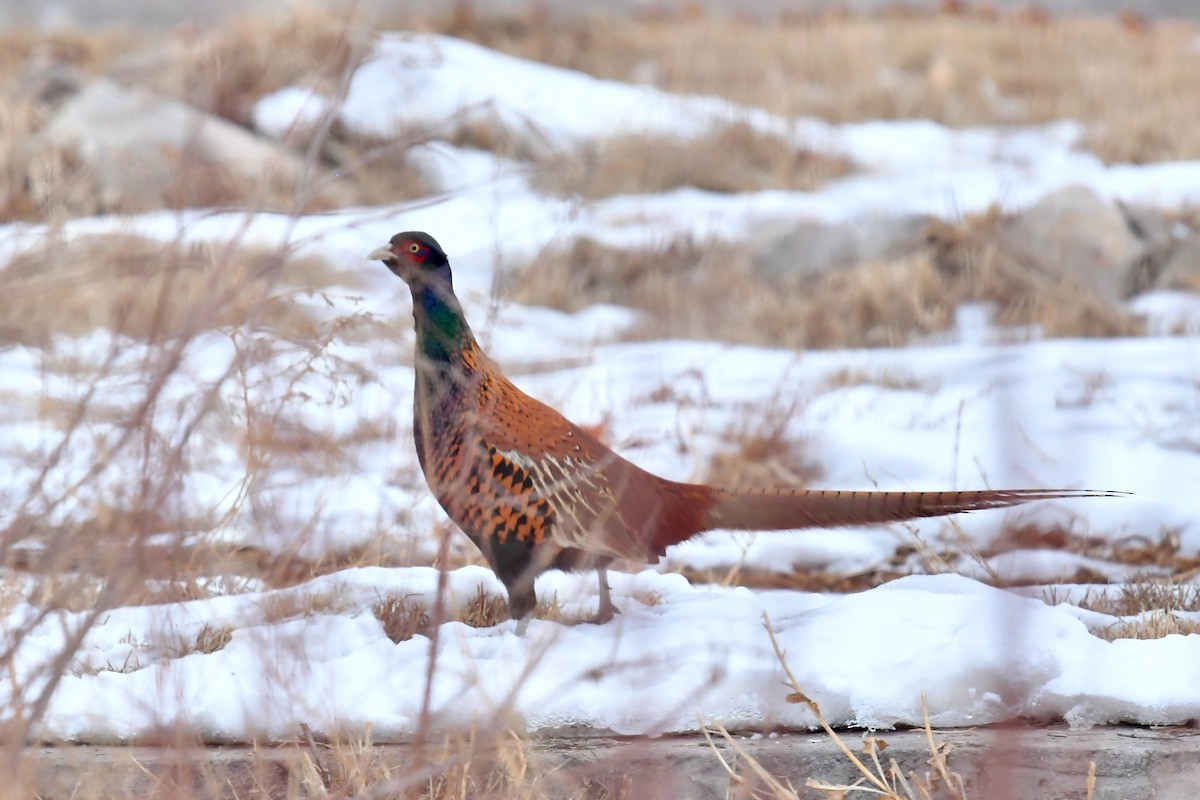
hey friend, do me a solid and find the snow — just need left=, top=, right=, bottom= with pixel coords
left=2, top=32, right=1200, bottom=743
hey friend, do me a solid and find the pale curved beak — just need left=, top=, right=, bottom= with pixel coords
left=367, top=246, right=395, bottom=262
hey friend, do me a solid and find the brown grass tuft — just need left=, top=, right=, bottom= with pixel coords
left=1098, top=610, right=1200, bottom=642
left=798, top=253, right=957, bottom=348
left=1075, top=580, right=1200, bottom=619
left=820, top=366, right=935, bottom=392
left=509, top=236, right=958, bottom=350
left=372, top=587, right=571, bottom=637
left=458, top=584, right=512, bottom=628
left=533, top=123, right=854, bottom=199
left=373, top=594, right=431, bottom=644
left=189, top=624, right=235, bottom=656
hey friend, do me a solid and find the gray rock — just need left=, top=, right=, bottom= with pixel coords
left=1119, top=202, right=1174, bottom=253
left=998, top=185, right=1142, bottom=304
left=1155, top=236, right=1200, bottom=292
left=753, top=214, right=934, bottom=281
left=1117, top=201, right=1179, bottom=295
left=21, top=726, right=1200, bottom=800
left=13, top=63, right=84, bottom=109
left=37, top=79, right=311, bottom=212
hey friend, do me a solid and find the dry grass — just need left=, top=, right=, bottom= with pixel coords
left=982, top=522, right=1107, bottom=561
left=457, top=584, right=518, bottom=628
left=680, top=523, right=1200, bottom=641
left=700, top=613, right=971, bottom=800
left=0, top=219, right=392, bottom=752
left=432, top=6, right=1200, bottom=164
left=10, top=726, right=586, bottom=799
left=986, top=524, right=1200, bottom=575
left=1104, top=580, right=1200, bottom=615
left=509, top=224, right=1141, bottom=350
left=2, top=518, right=412, bottom=611
left=532, top=122, right=855, bottom=199
left=296, top=727, right=568, bottom=800
left=10, top=132, right=335, bottom=220
left=371, top=586, right=568, bottom=640
left=1097, top=610, right=1200, bottom=641
left=509, top=237, right=954, bottom=350
left=189, top=623, right=234, bottom=656
left=373, top=594, right=431, bottom=644
left=975, top=526, right=1200, bottom=641
left=0, top=233, right=364, bottom=347
left=71, top=623, right=235, bottom=678
left=1043, top=578, right=1200, bottom=641
left=1042, top=582, right=1200, bottom=641
left=0, top=28, right=134, bottom=87
left=4, top=6, right=1191, bottom=223
left=821, top=366, right=935, bottom=392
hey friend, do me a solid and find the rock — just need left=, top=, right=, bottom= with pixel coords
left=36, top=79, right=321, bottom=212
left=13, top=62, right=84, bottom=109
left=1117, top=201, right=1178, bottom=295
left=997, top=186, right=1142, bottom=304
left=752, top=214, right=934, bottom=281
left=1155, top=236, right=1200, bottom=292
left=1119, top=201, right=1174, bottom=253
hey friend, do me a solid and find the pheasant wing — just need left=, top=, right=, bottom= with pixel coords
left=473, top=378, right=662, bottom=562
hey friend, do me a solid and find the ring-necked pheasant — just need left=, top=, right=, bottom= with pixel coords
left=369, top=231, right=1119, bottom=624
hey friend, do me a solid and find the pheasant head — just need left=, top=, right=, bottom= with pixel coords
left=369, top=231, right=473, bottom=364
left=367, top=230, right=450, bottom=286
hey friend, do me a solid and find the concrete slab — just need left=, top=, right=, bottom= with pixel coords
left=16, top=725, right=1200, bottom=799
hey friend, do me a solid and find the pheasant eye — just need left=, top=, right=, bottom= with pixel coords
left=408, top=243, right=421, bottom=253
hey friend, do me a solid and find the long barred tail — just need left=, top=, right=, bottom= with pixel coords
left=698, top=487, right=1127, bottom=534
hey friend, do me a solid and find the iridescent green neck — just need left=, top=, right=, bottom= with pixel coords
left=411, top=268, right=472, bottom=364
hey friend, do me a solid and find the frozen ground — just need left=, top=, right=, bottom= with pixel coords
left=2, top=32, right=1199, bottom=743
